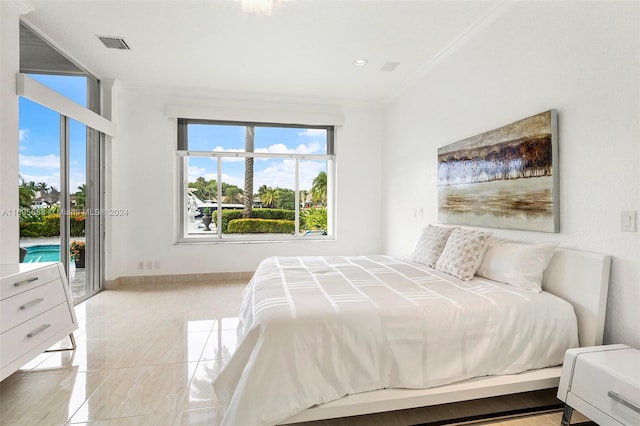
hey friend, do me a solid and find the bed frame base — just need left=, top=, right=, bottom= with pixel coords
left=282, top=367, right=562, bottom=423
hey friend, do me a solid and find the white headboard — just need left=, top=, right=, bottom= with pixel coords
left=542, top=248, right=611, bottom=347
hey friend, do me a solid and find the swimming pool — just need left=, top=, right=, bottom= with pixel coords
left=23, top=244, right=61, bottom=263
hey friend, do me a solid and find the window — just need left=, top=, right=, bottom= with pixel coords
left=177, top=119, right=335, bottom=242
left=18, top=23, right=108, bottom=302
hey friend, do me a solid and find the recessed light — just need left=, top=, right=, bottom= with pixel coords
left=353, top=59, right=368, bottom=66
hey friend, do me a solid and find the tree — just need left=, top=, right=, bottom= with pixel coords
left=188, top=177, right=218, bottom=201
left=18, top=178, right=35, bottom=208
left=276, top=188, right=295, bottom=210
left=311, top=171, right=327, bottom=206
left=224, top=187, right=244, bottom=204
left=74, top=184, right=86, bottom=209
left=35, top=182, right=49, bottom=194
left=261, top=188, right=279, bottom=208
left=243, top=126, right=255, bottom=218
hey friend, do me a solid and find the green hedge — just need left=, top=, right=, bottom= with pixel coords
left=227, top=218, right=295, bottom=234
left=215, top=208, right=296, bottom=232
left=19, top=221, right=49, bottom=238
left=19, top=213, right=85, bottom=238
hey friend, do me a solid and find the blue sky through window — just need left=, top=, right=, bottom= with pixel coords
left=19, top=74, right=87, bottom=193
left=187, top=124, right=328, bottom=192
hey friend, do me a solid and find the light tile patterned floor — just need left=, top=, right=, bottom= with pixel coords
left=0, top=281, right=244, bottom=425
left=0, top=281, right=592, bottom=426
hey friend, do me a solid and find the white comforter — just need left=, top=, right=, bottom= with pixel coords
left=213, top=255, right=578, bottom=426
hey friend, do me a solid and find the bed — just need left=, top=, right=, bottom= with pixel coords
left=212, top=241, right=611, bottom=426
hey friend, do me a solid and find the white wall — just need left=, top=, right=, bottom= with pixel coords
left=107, top=88, right=383, bottom=279
left=382, top=1, right=639, bottom=347
left=0, top=2, right=22, bottom=264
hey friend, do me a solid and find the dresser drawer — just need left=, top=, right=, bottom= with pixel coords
left=571, top=349, right=640, bottom=426
left=0, top=302, right=73, bottom=367
left=0, top=263, right=61, bottom=300
left=0, top=279, right=67, bottom=333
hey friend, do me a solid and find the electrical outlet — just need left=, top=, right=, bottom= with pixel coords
left=137, top=261, right=144, bottom=270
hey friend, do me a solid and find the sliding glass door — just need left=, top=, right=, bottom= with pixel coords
left=18, top=81, right=104, bottom=302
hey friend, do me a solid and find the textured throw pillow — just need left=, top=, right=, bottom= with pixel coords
left=435, top=228, right=492, bottom=280
left=476, top=240, right=558, bottom=292
left=409, top=225, right=456, bottom=267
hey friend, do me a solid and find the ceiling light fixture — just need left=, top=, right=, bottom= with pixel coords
left=353, top=59, right=368, bottom=66
left=242, top=0, right=273, bottom=16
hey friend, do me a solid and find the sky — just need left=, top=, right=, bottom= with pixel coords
left=19, top=74, right=88, bottom=194
left=19, top=74, right=329, bottom=199
left=187, top=124, right=328, bottom=195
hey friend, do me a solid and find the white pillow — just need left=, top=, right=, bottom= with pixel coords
left=409, top=225, right=456, bottom=267
left=476, top=240, right=558, bottom=292
left=435, top=228, right=492, bottom=280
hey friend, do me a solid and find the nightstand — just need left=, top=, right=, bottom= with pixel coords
left=558, top=345, right=640, bottom=425
left=1, top=262, right=78, bottom=381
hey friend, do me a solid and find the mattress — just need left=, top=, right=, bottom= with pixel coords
left=212, top=255, right=579, bottom=426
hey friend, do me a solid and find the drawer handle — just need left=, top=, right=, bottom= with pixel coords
left=26, top=323, right=51, bottom=338
left=608, top=391, right=640, bottom=414
left=20, top=298, right=45, bottom=310
left=14, top=277, right=38, bottom=287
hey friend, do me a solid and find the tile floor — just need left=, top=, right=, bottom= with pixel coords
left=0, top=281, right=591, bottom=426
left=1, top=281, right=246, bottom=425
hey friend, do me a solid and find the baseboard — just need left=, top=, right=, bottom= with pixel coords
left=105, top=271, right=253, bottom=289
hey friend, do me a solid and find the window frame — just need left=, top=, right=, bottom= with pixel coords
left=176, top=118, right=336, bottom=243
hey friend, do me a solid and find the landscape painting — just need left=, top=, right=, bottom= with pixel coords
left=438, top=110, right=558, bottom=232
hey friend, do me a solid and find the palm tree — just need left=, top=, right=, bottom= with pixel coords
left=311, top=171, right=327, bottom=206
left=243, top=126, right=255, bottom=218
left=18, top=178, right=35, bottom=208
left=35, top=181, right=49, bottom=194
left=261, top=188, right=278, bottom=208
left=74, top=184, right=86, bottom=209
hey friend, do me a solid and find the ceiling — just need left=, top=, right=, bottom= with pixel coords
left=21, top=0, right=501, bottom=105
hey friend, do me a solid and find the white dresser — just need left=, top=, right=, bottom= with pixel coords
left=558, top=345, right=640, bottom=426
left=1, top=262, right=78, bottom=381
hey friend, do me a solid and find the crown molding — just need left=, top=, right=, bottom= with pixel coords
left=384, top=1, right=514, bottom=106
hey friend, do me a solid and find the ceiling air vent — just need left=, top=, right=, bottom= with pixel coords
left=380, top=61, right=400, bottom=72
left=97, top=35, right=130, bottom=50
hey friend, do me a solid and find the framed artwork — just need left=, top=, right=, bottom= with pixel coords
left=438, top=110, right=558, bottom=232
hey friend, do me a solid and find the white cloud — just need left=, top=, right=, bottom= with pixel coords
left=188, top=166, right=210, bottom=183
left=221, top=173, right=243, bottom=188
left=19, top=173, right=60, bottom=189
left=19, top=154, right=60, bottom=169
left=298, top=129, right=326, bottom=137
left=19, top=129, right=28, bottom=141
left=255, top=141, right=322, bottom=155
left=253, top=159, right=325, bottom=190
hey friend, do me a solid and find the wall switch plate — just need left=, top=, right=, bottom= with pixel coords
left=621, top=210, right=637, bottom=232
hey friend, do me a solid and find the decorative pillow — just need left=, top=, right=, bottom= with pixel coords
left=435, top=228, right=492, bottom=280
left=409, top=225, right=456, bottom=267
left=476, top=240, right=558, bottom=292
